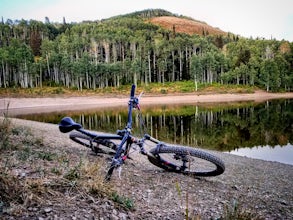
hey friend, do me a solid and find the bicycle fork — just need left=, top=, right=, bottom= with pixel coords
left=105, top=134, right=132, bottom=181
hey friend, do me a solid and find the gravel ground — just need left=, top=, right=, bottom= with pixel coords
left=2, top=117, right=292, bottom=220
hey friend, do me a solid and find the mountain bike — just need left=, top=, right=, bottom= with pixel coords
left=59, top=85, right=225, bottom=180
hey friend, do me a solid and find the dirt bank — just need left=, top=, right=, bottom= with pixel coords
left=1, top=91, right=293, bottom=115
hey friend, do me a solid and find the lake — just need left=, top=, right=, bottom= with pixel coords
left=13, top=99, right=293, bottom=165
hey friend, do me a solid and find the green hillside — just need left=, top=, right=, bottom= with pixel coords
left=0, top=9, right=292, bottom=92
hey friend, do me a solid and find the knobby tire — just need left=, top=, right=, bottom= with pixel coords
left=148, top=144, right=225, bottom=177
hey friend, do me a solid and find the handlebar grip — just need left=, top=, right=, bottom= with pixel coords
left=130, top=84, right=136, bottom=98
left=145, top=134, right=160, bottom=144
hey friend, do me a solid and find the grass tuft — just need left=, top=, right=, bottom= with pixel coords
left=111, top=192, right=135, bottom=210
left=0, top=119, right=124, bottom=216
left=220, top=199, right=263, bottom=220
left=0, top=117, right=12, bottom=151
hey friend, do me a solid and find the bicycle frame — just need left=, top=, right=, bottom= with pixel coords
left=59, top=84, right=225, bottom=180
left=104, top=84, right=149, bottom=179
left=59, top=84, right=157, bottom=161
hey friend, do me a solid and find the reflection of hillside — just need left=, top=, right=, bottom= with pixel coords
left=16, top=99, right=293, bottom=152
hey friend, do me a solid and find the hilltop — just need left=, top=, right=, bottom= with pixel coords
left=108, top=8, right=227, bottom=37
left=149, top=16, right=226, bottom=36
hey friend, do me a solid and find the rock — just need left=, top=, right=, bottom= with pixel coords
left=232, top=185, right=239, bottom=190
left=111, top=213, right=119, bottom=220
left=44, top=207, right=52, bottom=213
left=118, top=212, right=128, bottom=220
left=279, top=200, right=288, bottom=206
left=112, top=209, right=118, bottom=216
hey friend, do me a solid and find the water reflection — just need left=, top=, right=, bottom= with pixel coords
left=228, top=144, right=293, bottom=165
left=15, top=99, right=293, bottom=164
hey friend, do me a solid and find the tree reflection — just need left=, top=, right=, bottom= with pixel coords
left=17, top=99, right=293, bottom=152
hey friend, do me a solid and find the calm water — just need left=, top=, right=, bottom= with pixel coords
left=228, top=144, right=293, bottom=165
left=14, top=99, right=293, bottom=165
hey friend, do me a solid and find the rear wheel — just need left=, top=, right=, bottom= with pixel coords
left=69, top=131, right=117, bottom=155
left=148, top=144, right=225, bottom=177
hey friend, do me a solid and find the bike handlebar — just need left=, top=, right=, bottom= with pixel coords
left=144, top=134, right=160, bottom=144
left=127, top=84, right=140, bottom=129
left=130, top=84, right=136, bottom=98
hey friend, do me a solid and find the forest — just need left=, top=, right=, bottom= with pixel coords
left=0, top=9, right=292, bottom=92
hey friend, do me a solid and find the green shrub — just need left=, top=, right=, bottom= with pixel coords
left=111, top=192, right=135, bottom=210
left=0, top=117, right=12, bottom=151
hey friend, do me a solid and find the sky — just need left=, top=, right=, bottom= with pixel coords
left=0, top=0, right=292, bottom=42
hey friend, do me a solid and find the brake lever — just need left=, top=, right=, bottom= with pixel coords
left=138, top=91, right=144, bottom=100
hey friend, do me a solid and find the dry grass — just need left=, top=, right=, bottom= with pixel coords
left=0, top=118, right=120, bottom=218
left=221, top=199, right=263, bottom=220
left=149, top=16, right=226, bottom=36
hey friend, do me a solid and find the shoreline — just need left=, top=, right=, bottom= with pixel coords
left=1, top=91, right=293, bottom=115
left=1, top=90, right=293, bottom=218
left=4, top=117, right=293, bottom=219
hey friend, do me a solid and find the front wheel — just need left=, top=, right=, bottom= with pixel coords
left=148, top=144, right=225, bottom=177
left=69, top=131, right=117, bottom=155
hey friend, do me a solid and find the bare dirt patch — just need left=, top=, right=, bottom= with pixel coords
left=1, top=91, right=293, bottom=116
left=149, top=16, right=226, bottom=36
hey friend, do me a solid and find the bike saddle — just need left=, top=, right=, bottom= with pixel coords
left=59, top=117, right=82, bottom=133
